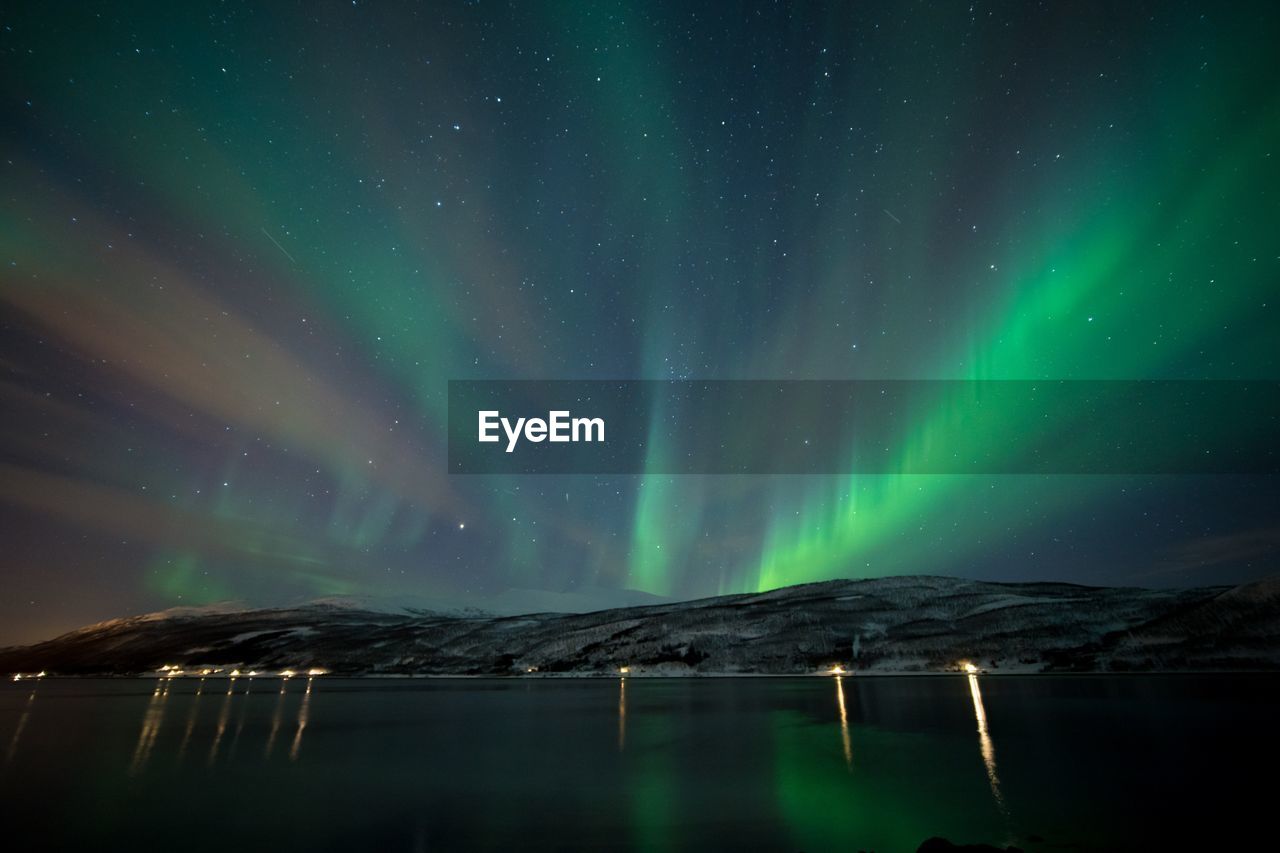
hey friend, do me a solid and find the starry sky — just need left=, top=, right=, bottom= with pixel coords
left=2, top=1, right=1278, bottom=643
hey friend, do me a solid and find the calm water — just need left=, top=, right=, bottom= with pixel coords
left=1, top=675, right=1275, bottom=851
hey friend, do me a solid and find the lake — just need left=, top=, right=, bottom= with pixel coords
left=1, top=675, right=1275, bottom=851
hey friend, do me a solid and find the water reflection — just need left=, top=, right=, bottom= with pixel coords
left=5, top=686, right=37, bottom=765
left=617, top=676, right=627, bottom=752
left=229, top=677, right=252, bottom=759
left=119, top=675, right=319, bottom=769
left=176, top=679, right=204, bottom=763
left=967, top=672, right=1008, bottom=821
left=130, top=679, right=171, bottom=773
left=208, top=681, right=234, bottom=765
left=1, top=676, right=1267, bottom=851
left=289, top=677, right=313, bottom=761
left=265, top=679, right=288, bottom=758
left=834, top=675, right=853, bottom=769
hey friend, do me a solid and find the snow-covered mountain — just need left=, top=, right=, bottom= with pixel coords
left=3, top=575, right=1277, bottom=676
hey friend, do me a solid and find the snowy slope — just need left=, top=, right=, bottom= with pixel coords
left=1, top=575, right=1276, bottom=676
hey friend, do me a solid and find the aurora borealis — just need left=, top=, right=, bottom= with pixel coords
left=2, top=1, right=1278, bottom=642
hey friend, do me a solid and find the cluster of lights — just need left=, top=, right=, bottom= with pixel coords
left=155, top=665, right=324, bottom=678
left=11, top=671, right=47, bottom=682
left=822, top=661, right=982, bottom=676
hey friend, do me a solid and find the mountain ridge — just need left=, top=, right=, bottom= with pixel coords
left=2, top=575, right=1276, bottom=676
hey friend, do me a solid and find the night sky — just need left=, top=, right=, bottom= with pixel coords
left=2, top=1, right=1278, bottom=643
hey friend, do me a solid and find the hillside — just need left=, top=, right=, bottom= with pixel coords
left=2, top=575, right=1277, bottom=676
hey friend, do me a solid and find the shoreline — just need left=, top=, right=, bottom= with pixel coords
left=8, top=668, right=1280, bottom=682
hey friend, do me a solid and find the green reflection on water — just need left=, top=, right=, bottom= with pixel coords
left=771, top=677, right=1009, bottom=851
left=10, top=675, right=1270, bottom=850
left=623, top=679, right=678, bottom=853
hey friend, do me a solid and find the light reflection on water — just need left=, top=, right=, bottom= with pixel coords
left=617, top=676, right=627, bottom=752
left=124, top=675, right=314, bottom=771
left=208, top=680, right=235, bottom=765
left=834, top=674, right=853, bottom=769
left=289, top=677, right=313, bottom=761
left=968, top=671, right=1013, bottom=843
left=1, top=675, right=1275, bottom=851
left=229, top=678, right=251, bottom=760
left=264, top=678, right=288, bottom=758
left=176, top=677, right=203, bottom=762
left=129, top=678, right=170, bottom=773
left=130, top=672, right=996, bottom=790
left=4, top=685, right=36, bottom=765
